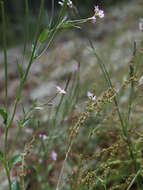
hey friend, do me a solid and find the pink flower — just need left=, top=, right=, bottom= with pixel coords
left=43, top=135, right=48, bottom=140
left=56, top=86, right=66, bottom=94
left=87, top=91, right=96, bottom=101
left=74, top=65, right=78, bottom=72
left=51, top=151, right=57, bottom=161
left=92, top=16, right=96, bottom=23
left=39, top=133, right=49, bottom=140
left=39, top=158, right=43, bottom=163
left=64, top=116, right=68, bottom=121
left=98, top=10, right=104, bottom=18
left=94, top=5, right=99, bottom=13
left=39, top=134, right=43, bottom=138
left=91, top=5, right=104, bottom=23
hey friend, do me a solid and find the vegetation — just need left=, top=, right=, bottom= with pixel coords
left=0, top=0, right=143, bottom=190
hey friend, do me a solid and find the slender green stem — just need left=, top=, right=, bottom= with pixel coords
left=56, top=0, right=68, bottom=25
left=3, top=128, right=12, bottom=190
left=1, top=1, right=11, bottom=189
left=49, top=0, right=55, bottom=28
left=56, top=140, right=73, bottom=190
left=1, top=1, right=8, bottom=114
left=53, top=75, right=71, bottom=127
left=126, top=42, right=136, bottom=125
left=2, top=1, right=44, bottom=190
left=22, top=0, right=29, bottom=65
left=37, top=0, right=68, bottom=59
left=7, top=0, right=44, bottom=129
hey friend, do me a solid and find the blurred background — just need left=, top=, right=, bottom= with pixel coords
left=0, top=0, right=130, bottom=46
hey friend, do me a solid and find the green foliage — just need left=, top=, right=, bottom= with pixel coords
left=0, top=150, right=4, bottom=162
left=1, top=0, right=143, bottom=190
left=39, top=29, right=49, bottom=44
left=8, top=154, right=22, bottom=170
left=0, top=108, right=7, bottom=124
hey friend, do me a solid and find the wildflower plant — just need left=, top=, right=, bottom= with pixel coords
left=1, top=0, right=143, bottom=190
left=92, top=5, right=104, bottom=23
left=56, top=86, right=67, bottom=94
left=0, top=0, right=105, bottom=189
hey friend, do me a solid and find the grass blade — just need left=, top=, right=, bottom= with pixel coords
left=126, top=170, right=140, bottom=190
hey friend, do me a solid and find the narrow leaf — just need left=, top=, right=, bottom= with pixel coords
left=16, top=60, right=23, bottom=78
left=21, top=117, right=31, bottom=127
left=8, top=154, right=22, bottom=170
left=60, top=22, right=80, bottom=29
left=0, top=107, right=7, bottom=124
left=17, top=117, right=31, bottom=129
left=39, top=29, right=49, bottom=44
left=126, top=170, right=140, bottom=190
left=17, top=120, right=23, bottom=129
left=0, top=151, right=4, bottom=162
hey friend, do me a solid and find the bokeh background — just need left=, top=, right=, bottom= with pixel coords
left=0, top=0, right=130, bottom=46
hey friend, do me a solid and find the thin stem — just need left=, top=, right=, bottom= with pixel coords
left=49, top=0, right=55, bottom=28
left=22, top=0, right=29, bottom=65
left=1, top=1, right=8, bottom=114
left=37, top=0, right=68, bottom=59
left=53, top=75, right=71, bottom=127
left=1, top=1, right=11, bottom=189
left=2, top=1, right=44, bottom=189
left=3, top=128, right=12, bottom=190
left=126, top=41, right=136, bottom=125
left=56, top=0, right=68, bottom=25
left=7, top=0, right=45, bottom=130
left=56, top=141, right=73, bottom=190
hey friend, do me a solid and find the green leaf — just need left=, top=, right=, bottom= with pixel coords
left=0, top=151, right=3, bottom=162
left=8, top=154, right=22, bottom=170
left=39, top=29, right=49, bottom=44
left=60, top=22, right=76, bottom=29
left=17, top=117, right=31, bottom=128
left=17, top=120, right=23, bottom=129
left=12, top=181, right=21, bottom=190
left=0, top=108, right=7, bottom=124
left=16, top=61, right=23, bottom=78
left=32, top=44, right=38, bottom=58
left=46, top=163, right=54, bottom=174
left=22, top=104, right=26, bottom=115
left=23, top=117, right=31, bottom=127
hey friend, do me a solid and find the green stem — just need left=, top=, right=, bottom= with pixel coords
left=7, top=0, right=44, bottom=129
left=2, top=1, right=44, bottom=189
left=22, top=0, right=29, bottom=65
left=37, top=0, right=69, bottom=59
left=53, top=75, right=71, bottom=127
left=3, top=128, right=12, bottom=190
left=126, top=42, right=136, bottom=125
left=1, top=1, right=11, bottom=189
left=1, top=1, right=8, bottom=114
